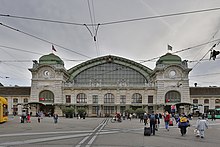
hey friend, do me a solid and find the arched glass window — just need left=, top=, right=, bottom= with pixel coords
left=165, top=91, right=181, bottom=103
left=215, top=99, right=220, bottom=104
left=204, top=99, right=209, bottom=104
left=132, top=93, right=142, bottom=103
left=39, top=90, right=54, bottom=103
left=104, top=93, right=114, bottom=103
left=74, top=63, right=147, bottom=86
left=193, top=99, right=198, bottom=104
left=76, top=93, right=87, bottom=103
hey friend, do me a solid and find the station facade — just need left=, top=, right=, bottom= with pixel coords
left=1, top=52, right=220, bottom=116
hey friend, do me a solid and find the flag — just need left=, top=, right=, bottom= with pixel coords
left=168, top=44, right=172, bottom=51
left=52, top=45, right=57, bottom=52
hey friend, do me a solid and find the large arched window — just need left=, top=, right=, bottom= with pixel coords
left=132, top=93, right=142, bottom=103
left=39, top=90, right=54, bottom=103
left=165, top=91, right=181, bottom=103
left=104, top=93, right=114, bottom=103
left=74, top=62, right=147, bottom=86
left=76, top=93, right=87, bottom=103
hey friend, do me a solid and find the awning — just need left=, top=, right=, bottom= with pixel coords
left=175, top=102, right=193, bottom=106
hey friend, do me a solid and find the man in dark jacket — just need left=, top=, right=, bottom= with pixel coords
left=149, top=111, right=157, bottom=135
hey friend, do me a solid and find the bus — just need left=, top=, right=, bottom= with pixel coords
left=207, top=108, right=220, bottom=119
left=0, top=96, right=8, bottom=123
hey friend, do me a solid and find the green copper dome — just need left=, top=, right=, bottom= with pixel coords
left=156, top=53, right=182, bottom=66
left=39, top=53, right=64, bottom=66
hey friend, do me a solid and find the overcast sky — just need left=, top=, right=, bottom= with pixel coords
left=1, top=0, right=220, bottom=87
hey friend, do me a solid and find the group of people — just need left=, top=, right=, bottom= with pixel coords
left=20, top=111, right=59, bottom=124
left=143, top=111, right=208, bottom=138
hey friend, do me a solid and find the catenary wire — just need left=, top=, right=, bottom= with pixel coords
left=1, top=7, right=220, bottom=26
left=0, top=22, right=91, bottom=59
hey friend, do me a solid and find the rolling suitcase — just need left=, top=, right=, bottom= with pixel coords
left=169, top=119, right=173, bottom=126
left=144, top=127, right=151, bottom=136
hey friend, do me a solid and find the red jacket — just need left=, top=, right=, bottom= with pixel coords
left=164, top=114, right=170, bottom=122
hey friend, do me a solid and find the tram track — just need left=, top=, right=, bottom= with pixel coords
left=76, top=118, right=109, bottom=147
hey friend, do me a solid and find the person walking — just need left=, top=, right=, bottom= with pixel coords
left=164, top=111, right=170, bottom=131
left=196, top=116, right=208, bottom=138
left=27, top=114, right=31, bottom=123
left=149, top=111, right=157, bottom=135
left=143, top=113, right=148, bottom=126
left=211, top=111, right=215, bottom=121
left=53, top=113, right=58, bottom=124
left=177, top=113, right=189, bottom=136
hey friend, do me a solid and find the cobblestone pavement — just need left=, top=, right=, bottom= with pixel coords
left=0, top=116, right=220, bottom=147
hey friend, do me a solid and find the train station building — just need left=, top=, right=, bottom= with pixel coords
left=1, top=52, right=220, bottom=116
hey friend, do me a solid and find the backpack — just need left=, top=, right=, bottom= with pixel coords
left=180, top=117, right=187, bottom=123
left=150, top=114, right=155, bottom=121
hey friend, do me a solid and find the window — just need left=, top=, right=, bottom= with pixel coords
left=132, top=93, right=142, bottom=103
left=165, top=91, right=181, bottom=103
left=92, top=95, right=98, bottom=103
left=148, top=95, right=153, bottom=103
left=92, top=106, right=99, bottom=114
left=39, top=90, right=54, bottom=103
left=193, top=99, right=198, bottom=104
left=120, top=95, right=126, bottom=104
left=204, top=99, right=209, bottom=104
left=215, top=99, right=220, bottom=104
left=66, top=95, right=71, bottom=103
left=74, top=62, right=148, bottom=86
left=76, top=93, right=87, bottom=103
left=23, top=98, right=28, bottom=103
left=13, top=98, right=18, bottom=103
left=104, top=93, right=114, bottom=103
left=103, top=106, right=114, bottom=116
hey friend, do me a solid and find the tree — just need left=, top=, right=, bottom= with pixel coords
left=77, top=108, right=87, bottom=119
left=135, top=108, right=146, bottom=118
left=62, top=107, right=75, bottom=118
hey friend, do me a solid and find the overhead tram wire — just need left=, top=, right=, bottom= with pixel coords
left=0, top=45, right=43, bottom=55
left=1, top=7, right=220, bottom=27
left=140, top=38, right=220, bottom=63
left=190, top=19, right=220, bottom=68
left=100, top=7, right=220, bottom=26
left=0, top=22, right=91, bottom=59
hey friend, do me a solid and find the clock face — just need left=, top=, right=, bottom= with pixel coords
left=169, top=70, right=176, bottom=78
left=43, top=70, right=50, bottom=76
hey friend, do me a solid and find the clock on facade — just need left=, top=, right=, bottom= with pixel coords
left=169, top=70, right=176, bottom=78
left=43, top=70, right=50, bottom=76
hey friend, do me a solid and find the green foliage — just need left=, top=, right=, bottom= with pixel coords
left=77, top=107, right=86, bottom=115
left=62, top=107, right=74, bottom=115
left=125, top=108, right=134, bottom=114
left=135, top=108, right=146, bottom=116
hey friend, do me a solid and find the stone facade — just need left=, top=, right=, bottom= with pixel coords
left=1, top=53, right=219, bottom=116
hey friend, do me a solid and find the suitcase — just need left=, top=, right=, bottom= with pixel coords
left=169, top=119, right=173, bottom=126
left=144, top=127, right=151, bottom=136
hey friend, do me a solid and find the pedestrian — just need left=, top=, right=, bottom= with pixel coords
left=53, top=113, right=58, bottom=123
left=177, top=113, right=189, bottom=136
left=139, top=113, right=144, bottom=123
left=155, top=113, right=160, bottom=131
left=27, top=114, right=31, bottom=123
left=211, top=111, right=215, bottom=121
left=143, top=113, right=148, bottom=126
left=164, top=111, right=170, bottom=131
left=149, top=111, right=157, bottom=135
left=196, top=116, right=208, bottom=138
